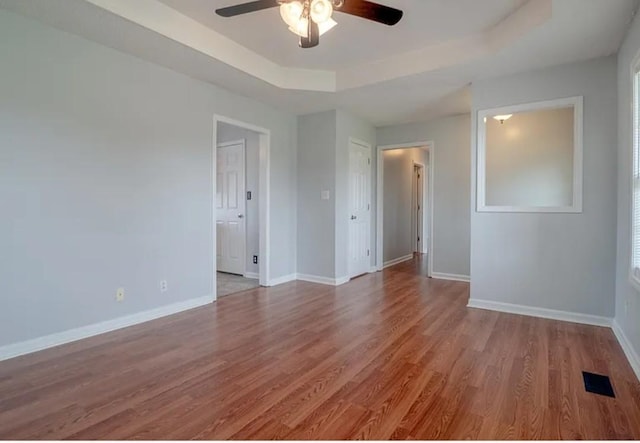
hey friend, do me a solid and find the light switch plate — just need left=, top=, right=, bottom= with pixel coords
left=321, top=190, right=330, bottom=200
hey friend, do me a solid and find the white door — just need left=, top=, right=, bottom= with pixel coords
left=216, top=141, right=246, bottom=275
left=348, top=140, right=371, bottom=278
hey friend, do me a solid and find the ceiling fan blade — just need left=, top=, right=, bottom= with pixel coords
left=336, top=0, right=403, bottom=26
left=299, top=20, right=319, bottom=48
left=215, top=0, right=279, bottom=17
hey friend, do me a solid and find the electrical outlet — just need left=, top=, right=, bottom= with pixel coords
left=116, top=287, right=125, bottom=302
left=160, top=280, right=168, bottom=293
left=253, top=255, right=258, bottom=264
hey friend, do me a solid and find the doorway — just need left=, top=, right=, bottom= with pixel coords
left=213, top=116, right=270, bottom=298
left=376, top=142, right=434, bottom=276
left=348, top=138, right=372, bottom=279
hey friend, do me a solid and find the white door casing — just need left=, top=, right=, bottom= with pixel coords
left=376, top=142, right=434, bottom=276
left=348, top=139, right=372, bottom=278
left=216, top=140, right=246, bottom=275
left=421, top=164, right=429, bottom=254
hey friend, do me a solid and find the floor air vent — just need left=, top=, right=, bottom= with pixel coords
left=582, top=371, right=615, bottom=398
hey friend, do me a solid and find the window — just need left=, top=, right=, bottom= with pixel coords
left=632, top=66, right=640, bottom=287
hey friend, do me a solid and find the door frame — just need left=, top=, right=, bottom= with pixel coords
left=216, top=139, right=247, bottom=276
left=348, top=137, right=372, bottom=279
left=213, top=115, right=270, bottom=298
left=376, top=141, right=434, bottom=277
left=411, top=161, right=427, bottom=254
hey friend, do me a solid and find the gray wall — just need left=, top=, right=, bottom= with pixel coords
left=296, top=111, right=337, bottom=278
left=470, top=56, right=618, bottom=316
left=383, top=148, right=428, bottom=263
left=0, top=9, right=297, bottom=347
left=216, top=122, right=260, bottom=275
left=377, top=114, right=471, bottom=277
left=616, top=11, right=640, bottom=362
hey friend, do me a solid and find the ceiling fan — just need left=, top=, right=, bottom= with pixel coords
left=215, top=0, right=403, bottom=48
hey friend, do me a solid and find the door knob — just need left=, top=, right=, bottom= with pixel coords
left=238, top=214, right=244, bottom=218
left=351, top=215, right=357, bottom=220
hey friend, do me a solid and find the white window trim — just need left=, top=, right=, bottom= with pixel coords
left=630, top=52, right=640, bottom=293
left=476, top=96, right=584, bottom=213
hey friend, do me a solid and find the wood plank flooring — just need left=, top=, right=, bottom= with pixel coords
left=1, top=255, right=639, bottom=439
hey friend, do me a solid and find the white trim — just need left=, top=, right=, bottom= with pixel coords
left=376, top=142, right=435, bottom=278
left=383, top=254, right=414, bottom=269
left=376, top=146, right=383, bottom=271
left=629, top=51, right=640, bottom=294
left=349, top=137, right=372, bottom=148
left=0, top=295, right=214, bottom=362
left=630, top=269, right=640, bottom=294
left=428, top=146, right=435, bottom=275
left=266, top=273, right=351, bottom=287
left=612, top=321, right=640, bottom=382
left=431, top=272, right=471, bottom=283
left=296, top=274, right=350, bottom=286
left=213, top=115, right=271, bottom=296
left=476, top=96, right=584, bottom=213
left=266, top=273, right=297, bottom=287
left=369, top=267, right=378, bottom=273
left=244, top=272, right=259, bottom=280
left=467, top=298, right=611, bottom=327
left=216, top=139, right=245, bottom=148
left=215, top=114, right=270, bottom=136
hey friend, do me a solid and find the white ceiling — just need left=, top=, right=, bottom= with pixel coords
left=0, top=0, right=637, bottom=125
left=158, top=0, right=527, bottom=70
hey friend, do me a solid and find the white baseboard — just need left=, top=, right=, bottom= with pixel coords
left=266, top=273, right=297, bottom=287
left=467, top=298, right=612, bottom=327
left=243, top=272, right=259, bottom=280
left=612, top=320, right=640, bottom=382
left=296, top=274, right=350, bottom=286
left=369, top=267, right=378, bottom=273
left=383, top=254, right=413, bottom=269
left=266, top=273, right=351, bottom=287
left=431, top=272, right=471, bottom=283
left=0, top=295, right=214, bottom=362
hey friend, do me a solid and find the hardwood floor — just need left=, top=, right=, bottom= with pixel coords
left=1, top=256, right=639, bottom=440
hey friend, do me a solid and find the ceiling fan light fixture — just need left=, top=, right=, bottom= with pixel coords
left=217, top=0, right=403, bottom=49
left=279, top=0, right=304, bottom=28
left=289, top=16, right=336, bottom=38
left=289, top=16, right=309, bottom=38
left=310, top=0, right=333, bottom=23
left=318, top=17, right=337, bottom=35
